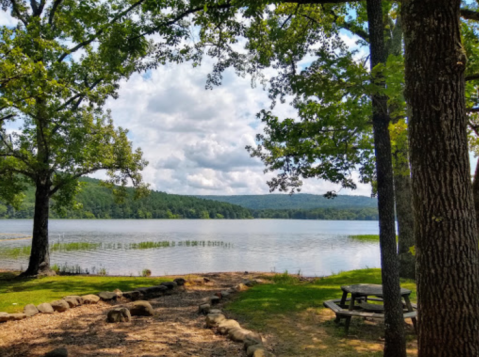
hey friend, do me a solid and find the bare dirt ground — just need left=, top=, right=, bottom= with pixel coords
left=0, top=272, right=265, bottom=357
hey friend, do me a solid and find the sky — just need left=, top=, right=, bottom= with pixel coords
left=0, top=6, right=393, bottom=198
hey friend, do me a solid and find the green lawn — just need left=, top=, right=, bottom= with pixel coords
left=225, top=269, right=417, bottom=357
left=0, top=272, right=175, bottom=313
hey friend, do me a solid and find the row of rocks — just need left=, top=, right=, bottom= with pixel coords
left=1, top=278, right=185, bottom=325
left=0, top=294, right=100, bottom=323
left=205, top=309, right=275, bottom=357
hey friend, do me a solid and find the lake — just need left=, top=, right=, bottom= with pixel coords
left=0, top=219, right=381, bottom=277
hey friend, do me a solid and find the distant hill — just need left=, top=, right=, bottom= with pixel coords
left=194, top=193, right=377, bottom=210
left=0, top=178, right=253, bottom=219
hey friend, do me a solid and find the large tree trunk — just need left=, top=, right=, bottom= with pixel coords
left=367, top=1, right=406, bottom=356
left=403, top=0, right=479, bottom=355
left=393, top=148, right=416, bottom=280
left=473, top=157, right=479, bottom=232
left=23, top=179, right=53, bottom=276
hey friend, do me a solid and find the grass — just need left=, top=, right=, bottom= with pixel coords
left=348, top=235, right=399, bottom=242
left=226, top=269, right=417, bottom=357
left=0, top=271, right=177, bottom=313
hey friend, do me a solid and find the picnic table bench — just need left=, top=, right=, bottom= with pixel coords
left=323, top=284, right=417, bottom=333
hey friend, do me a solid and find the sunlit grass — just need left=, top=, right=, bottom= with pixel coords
left=0, top=272, right=176, bottom=313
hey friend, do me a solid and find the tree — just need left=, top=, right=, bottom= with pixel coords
left=403, top=0, right=479, bottom=354
left=0, top=0, right=213, bottom=276
left=194, top=1, right=406, bottom=355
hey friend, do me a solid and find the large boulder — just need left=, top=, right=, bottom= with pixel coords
left=24, top=304, right=39, bottom=317
left=44, top=347, right=68, bottom=357
left=113, top=289, right=123, bottom=298
left=107, top=307, right=131, bottom=323
left=37, top=303, right=54, bottom=314
left=10, top=313, right=27, bottom=321
left=218, top=319, right=241, bottom=335
left=82, top=294, right=100, bottom=304
left=99, top=291, right=117, bottom=301
left=205, top=313, right=226, bottom=327
left=51, top=300, right=70, bottom=312
left=129, top=301, right=154, bottom=316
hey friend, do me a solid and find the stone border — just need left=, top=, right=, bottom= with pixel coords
left=201, top=279, right=276, bottom=357
left=0, top=277, right=186, bottom=323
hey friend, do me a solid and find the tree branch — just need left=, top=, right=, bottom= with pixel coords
left=282, top=0, right=362, bottom=4
left=461, top=9, right=479, bottom=21
left=48, top=0, right=63, bottom=26
left=467, top=108, right=479, bottom=113
left=57, top=0, right=147, bottom=62
left=10, top=0, right=29, bottom=27
left=466, top=73, right=479, bottom=81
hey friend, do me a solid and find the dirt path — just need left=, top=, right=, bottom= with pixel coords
left=0, top=272, right=263, bottom=357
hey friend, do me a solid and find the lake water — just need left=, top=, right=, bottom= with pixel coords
left=0, top=219, right=381, bottom=276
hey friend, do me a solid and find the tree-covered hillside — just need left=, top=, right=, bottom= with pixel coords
left=0, top=178, right=252, bottom=219
left=195, top=193, right=377, bottom=210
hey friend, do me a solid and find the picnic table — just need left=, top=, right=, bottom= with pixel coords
left=323, top=283, right=417, bottom=333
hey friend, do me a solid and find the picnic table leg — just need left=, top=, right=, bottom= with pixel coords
left=340, top=291, right=348, bottom=307
left=344, top=316, right=352, bottom=333
left=348, top=294, right=355, bottom=311
left=403, top=295, right=418, bottom=333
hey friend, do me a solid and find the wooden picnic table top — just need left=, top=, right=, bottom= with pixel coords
left=341, top=284, right=412, bottom=297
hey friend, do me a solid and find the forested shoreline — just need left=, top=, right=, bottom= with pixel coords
left=0, top=178, right=378, bottom=220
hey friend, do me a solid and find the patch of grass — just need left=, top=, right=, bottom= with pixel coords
left=226, top=269, right=417, bottom=357
left=348, top=234, right=380, bottom=242
left=0, top=272, right=175, bottom=313
left=0, top=242, right=101, bottom=258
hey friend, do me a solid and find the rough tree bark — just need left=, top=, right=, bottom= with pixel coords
left=23, top=178, right=52, bottom=276
left=367, top=1, right=406, bottom=356
left=403, top=0, right=479, bottom=355
left=473, top=157, right=479, bottom=232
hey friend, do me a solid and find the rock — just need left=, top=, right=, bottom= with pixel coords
left=251, top=348, right=274, bottom=357
left=220, top=290, right=230, bottom=298
left=44, top=347, right=68, bottom=357
left=82, top=294, right=100, bottom=304
left=129, top=301, right=154, bottom=316
left=24, top=304, right=39, bottom=317
left=113, top=289, right=123, bottom=297
left=218, top=319, right=241, bottom=335
left=160, top=281, right=178, bottom=290
left=199, top=303, right=210, bottom=312
left=243, top=279, right=255, bottom=287
left=228, top=328, right=262, bottom=343
left=51, top=300, right=70, bottom=312
left=210, top=309, right=222, bottom=315
left=247, top=345, right=267, bottom=357
left=99, top=291, right=117, bottom=301
left=203, top=277, right=211, bottom=283
left=64, top=295, right=83, bottom=305
left=174, top=278, right=186, bottom=286
left=37, top=303, right=54, bottom=314
left=10, top=313, right=27, bottom=320
left=244, top=337, right=263, bottom=350
left=63, top=297, right=80, bottom=308
left=210, top=296, right=220, bottom=305
left=0, top=312, right=14, bottom=322
left=205, top=313, right=226, bottom=327
left=235, top=283, right=248, bottom=291
left=107, top=307, right=131, bottom=323
left=123, top=291, right=142, bottom=301
left=133, top=285, right=167, bottom=299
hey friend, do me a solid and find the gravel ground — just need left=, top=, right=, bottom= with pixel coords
left=0, top=272, right=263, bottom=357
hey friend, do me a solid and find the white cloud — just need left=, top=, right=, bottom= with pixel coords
left=93, top=42, right=373, bottom=196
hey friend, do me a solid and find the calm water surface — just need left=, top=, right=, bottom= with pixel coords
left=0, top=220, right=381, bottom=276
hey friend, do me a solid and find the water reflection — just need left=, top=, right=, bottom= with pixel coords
left=0, top=219, right=381, bottom=276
